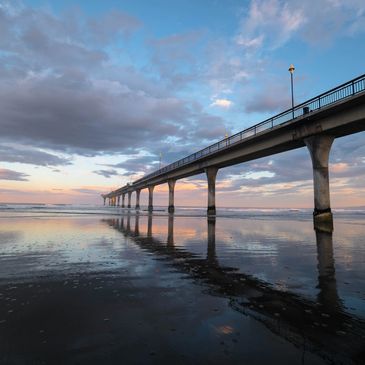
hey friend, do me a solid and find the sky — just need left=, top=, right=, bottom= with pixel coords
left=0, top=0, right=365, bottom=208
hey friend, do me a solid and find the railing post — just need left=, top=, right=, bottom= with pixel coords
left=352, top=81, right=355, bottom=95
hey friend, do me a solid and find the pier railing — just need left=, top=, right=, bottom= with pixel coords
left=133, top=74, right=365, bottom=185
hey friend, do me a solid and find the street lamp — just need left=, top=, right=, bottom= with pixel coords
left=288, top=64, right=295, bottom=119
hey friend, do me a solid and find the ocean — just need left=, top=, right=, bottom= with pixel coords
left=0, top=204, right=364, bottom=364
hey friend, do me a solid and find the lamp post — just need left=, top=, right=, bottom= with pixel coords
left=288, top=64, right=295, bottom=119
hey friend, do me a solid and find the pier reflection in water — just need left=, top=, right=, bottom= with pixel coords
left=105, top=213, right=365, bottom=365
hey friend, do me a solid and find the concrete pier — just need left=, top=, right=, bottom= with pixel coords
left=102, top=76, right=365, bottom=220
left=117, top=195, right=120, bottom=206
left=168, top=180, right=176, bottom=213
left=148, top=186, right=154, bottom=212
left=135, top=189, right=141, bottom=210
left=206, top=167, right=218, bottom=215
left=122, top=193, right=125, bottom=208
left=127, top=191, right=132, bottom=208
left=305, top=135, right=334, bottom=231
left=103, top=197, right=106, bottom=205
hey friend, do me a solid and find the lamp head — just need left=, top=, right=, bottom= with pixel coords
left=288, top=64, right=295, bottom=74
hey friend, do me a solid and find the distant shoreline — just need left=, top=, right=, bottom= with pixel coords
left=1, top=202, right=365, bottom=210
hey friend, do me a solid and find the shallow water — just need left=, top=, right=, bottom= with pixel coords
left=0, top=206, right=364, bottom=364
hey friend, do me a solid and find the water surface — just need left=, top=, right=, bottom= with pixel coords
left=0, top=205, right=364, bottom=364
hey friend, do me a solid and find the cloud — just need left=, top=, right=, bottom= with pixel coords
left=244, top=82, right=291, bottom=113
left=72, top=188, right=103, bottom=194
left=0, top=2, right=231, bottom=164
left=105, top=155, right=158, bottom=176
left=0, top=145, right=71, bottom=166
left=0, top=168, right=29, bottom=181
left=87, top=10, right=141, bottom=43
left=236, top=0, right=306, bottom=50
left=0, top=66, right=201, bottom=155
left=93, top=169, right=119, bottom=178
left=210, top=98, right=233, bottom=108
left=236, top=0, right=365, bottom=51
left=148, top=30, right=206, bottom=89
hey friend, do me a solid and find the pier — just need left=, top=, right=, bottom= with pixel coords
left=102, top=74, right=365, bottom=230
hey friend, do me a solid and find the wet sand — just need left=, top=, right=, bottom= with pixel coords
left=0, top=211, right=364, bottom=364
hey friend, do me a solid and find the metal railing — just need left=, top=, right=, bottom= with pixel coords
left=131, top=74, right=365, bottom=186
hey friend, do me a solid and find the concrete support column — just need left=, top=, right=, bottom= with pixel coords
left=148, top=186, right=154, bottom=212
left=135, top=189, right=141, bottom=210
left=127, top=191, right=132, bottom=208
left=168, top=179, right=176, bottom=213
left=121, top=193, right=125, bottom=208
left=103, top=197, right=106, bottom=206
left=117, top=195, right=120, bottom=206
left=205, top=167, right=218, bottom=216
left=108, top=198, right=111, bottom=206
left=304, top=135, right=334, bottom=231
